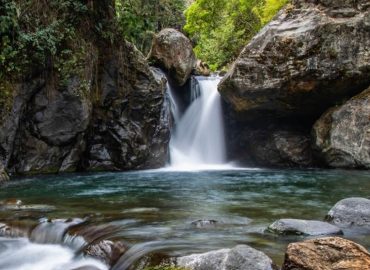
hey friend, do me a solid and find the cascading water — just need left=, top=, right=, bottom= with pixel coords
left=0, top=220, right=107, bottom=270
left=169, top=76, right=228, bottom=169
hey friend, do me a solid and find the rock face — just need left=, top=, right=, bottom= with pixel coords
left=268, top=219, right=342, bottom=236
left=83, top=43, right=170, bottom=171
left=0, top=0, right=172, bottom=176
left=0, top=41, right=171, bottom=175
left=219, top=0, right=370, bottom=120
left=248, top=128, right=314, bottom=167
left=326, top=198, right=370, bottom=228
left=313, top=87, right=370, bottom=169
left=148, top=28, right=196, bottom=86
left=177, top=245, right=275, bottom=270
left=224, top=117, right=316, bottom=168
left=282, top=237, right=370, bottom=270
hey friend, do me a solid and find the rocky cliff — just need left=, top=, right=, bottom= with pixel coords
left=0, top=1, right=171, bottom=176
left=220, top=0, right=370, bottom=169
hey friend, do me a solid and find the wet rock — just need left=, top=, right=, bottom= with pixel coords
left=219, top=0, right=370, bottom=121
left=282, top=237, right=370, bottom=270
left=191, top=220, right=218, bottom=229
left=326, top=197, right=370, bottom=228
left=177, top=245, right=275, bottom=270
left=84, top=240, right=127, bottom=266
left=0, top=223, right=29, bottom=238
left=148, top=28, right=196, bottom=86
left=312, top=87, right=370, bottom=169
left=267, top=219, right=342, bottom=236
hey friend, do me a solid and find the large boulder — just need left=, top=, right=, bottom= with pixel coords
left=177, top=245, right=275, bottom=270
left=312, top=87, right=370, bottom=169
left=219, top=0, right=370, bottom=120
left=282, top=237, right=370, bottom=270
left=148, top=28, right=196, bottom=86
left=267, top=219, right=342, bottom=236
left=326, top=197, right=370, bottom=228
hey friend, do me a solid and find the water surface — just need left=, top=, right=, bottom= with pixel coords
left=0, top=169, right=369, bottom=267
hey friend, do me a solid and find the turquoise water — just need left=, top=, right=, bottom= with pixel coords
left=0, top=168, right=369, bottom=266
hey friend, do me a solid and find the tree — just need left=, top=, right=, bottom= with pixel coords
left=184, top=0, right=289, bottom=70
left=115, top=0, right=186, bottom=54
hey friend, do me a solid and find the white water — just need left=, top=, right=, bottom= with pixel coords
left=0, top=238, right=107, bottom=270
left=169, top=76, right=229, bottom=170
left=0, top=220, right=107, bottom=270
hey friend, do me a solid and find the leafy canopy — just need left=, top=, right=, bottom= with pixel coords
left=184, top=0, right=289, bottom=70
left=115, top=0, right=186, bottom=54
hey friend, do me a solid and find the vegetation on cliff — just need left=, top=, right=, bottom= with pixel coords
left=0, top=0, right=112, bottom=81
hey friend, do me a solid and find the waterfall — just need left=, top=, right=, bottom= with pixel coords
left=168, top=76, right=227, bottom=169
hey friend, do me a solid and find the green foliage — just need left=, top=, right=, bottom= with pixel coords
left=115, top=0, right=186, bottom=53
left=0, top=0, right=108, bottom=81
left=255, top=0, right=289, bottom=25
left=184, top=0, right=289, bottom=70
left=0, top=1, right=20, bottom=77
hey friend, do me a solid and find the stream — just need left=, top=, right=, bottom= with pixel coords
left=0, top=169, right=369, bottom=269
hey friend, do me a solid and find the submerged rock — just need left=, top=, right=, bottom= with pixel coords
left=282, top=237, right=370, bottom=270
left=84, top=240, right=127, bottom=266
left=148, top=28, right=196, bottom=86
left=190, top=220, right=218, bottom=229
left=219, top=0, right=370, bottom=120
left=313, top=87, right=370, bottom=169
left=326, top=197, right=370, bottom=228
left=267, top=219, right=342, bottom=236
left=177, top=245, right=275, bottom=270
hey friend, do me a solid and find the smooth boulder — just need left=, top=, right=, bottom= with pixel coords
left=177, top=245, right=275, bottom=270
left=268, top=219, right=342, bottom=236
left=219, top=0, right=370, bottom=120
left=282, top=237, right=370, bottom=270
left=148, top=28, right=196, bottom=86
left=313, top=87, right=370, bottom=169
left=326, top=197, right=370, bottom=228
